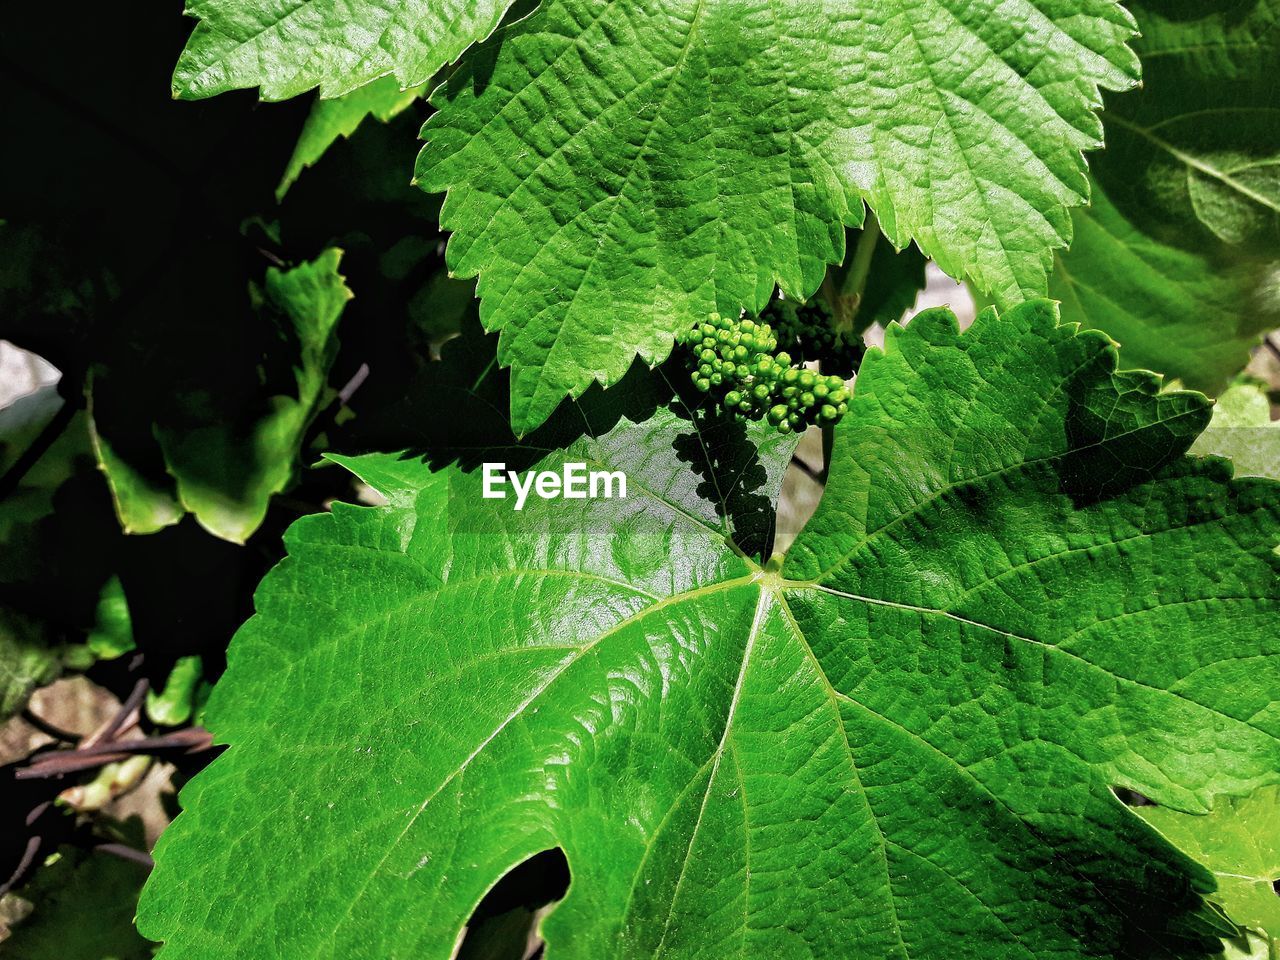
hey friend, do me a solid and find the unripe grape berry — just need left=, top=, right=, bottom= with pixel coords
left=677, top=311, right=855, bottom=435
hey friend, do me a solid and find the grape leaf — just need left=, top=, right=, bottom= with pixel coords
left=277, top=78, right=427, bottom=200
left=91, top=250, right=352, bottom=543
left=1136, top=787, right=1280, bottom=949
left=140, top=301, right=1280, bottom=958
left=1191, top=379, right=1280, bottom=481
left=1051, top=0, right=1280, bottom=390
left=413, top=0, right=1139, bottom=433
left=171, top=0, right=518, bottom=100
left=1051, top=182, right=1280, bottom=393
left=170, top=0, right=504, bottom=100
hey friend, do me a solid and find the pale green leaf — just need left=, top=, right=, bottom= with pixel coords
left=415, top=0, right=1138, bottom=433
left=1191, top=379, right=1280, bottom=481
left=86, top=576, right=135, bottom=661
left=140, top=301, right=1280, bottom=959
left=146, top=655, right=205, bottom=727
left=1221, top=929, right=1275, bottom=960
left=1051, top=0, right=1280, bottom=389
left=278, top=78, right=427, bottom=200
left=1137, top=787, right=1280, bottom=947
left=88, top=401, right=182, bottom=536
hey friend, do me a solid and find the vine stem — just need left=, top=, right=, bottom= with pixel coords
left=816, top=214, right=882, bottom=476
left=14, top=727, right=214, bottom=780
left=96, top=843, right=154, bottom=870
left=820, top=212, right=881, bottom=336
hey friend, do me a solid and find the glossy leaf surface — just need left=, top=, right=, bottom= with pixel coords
left=414, top=0, right=1138, bottom=432
left=140, top=302, right=1280, bottom=958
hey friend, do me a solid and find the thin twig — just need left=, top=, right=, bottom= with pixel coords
left=1, top=836, right=43, bottom=897
left=96, top=844, right=154, bottom=870
left=1265, top=334, right=1280, bottom=365
left=820, top=214, right=882, bottom=336
left=338, top=362, right=370, bottom=406
left=257, top=247, right=287, bottom=268
left=20, top=708, right=80, bottom=743
left=15, top=727, right=214, bottom=780
left=790, top=453, right=823, bottom=483
left=14, top=751, right=134, bottom=780
left=82, top=678, right=148, bottom=749
left=75, top=728, right=213, bottom=758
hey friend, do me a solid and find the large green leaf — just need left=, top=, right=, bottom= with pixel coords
left=1051, top=0, right=1280, bottom=390
left=140, top=301, right=1280, bottom=958
left=414, top=0, right=1139, bottom=433
left=91, top=250, right=352, bottom=543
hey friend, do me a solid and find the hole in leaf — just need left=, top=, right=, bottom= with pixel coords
left=1113, top=786, right=1155, bottom=807
left=457, top=848, right=569, bottom=960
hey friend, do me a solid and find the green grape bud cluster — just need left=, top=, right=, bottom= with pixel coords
left=757, top=298, right=865, bottom=378
left=677, top=313, right=850, bottom=434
